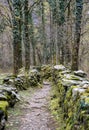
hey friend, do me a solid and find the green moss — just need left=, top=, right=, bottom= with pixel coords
left=50, top=82, right=65, bottom=129
left=0, top=101, right=9, bottom=110
left=50, top=98, right=59, bottom=111
left=41, top=65, right=52, bottom=79
left=51, top=65, right=89, bottom=130
left=0, top=101, right=9, bottom=119
left=66, top=123, right=73, bottom=130
left=69, top=75, right=81, bottom=80
left=85, top=97, right=89, bottom=104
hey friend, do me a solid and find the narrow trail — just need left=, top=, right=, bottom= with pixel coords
left=6, top=82, right=58, bottom=130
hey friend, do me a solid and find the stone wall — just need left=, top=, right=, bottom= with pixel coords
left=51, top=65, right=89, bottom=130
left=0, top=68, right=42, bottom=130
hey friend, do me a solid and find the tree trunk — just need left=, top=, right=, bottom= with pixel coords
left=50, top=8, right=55, bottom=64
left=12, top=0, right=22, bottom=75
left=24, top=0, right=30, bottom=71
left=29, top=12, right=36, bottom=66
left=64, top=3, right=71, bottom=65
left=41, top=1, right=47, bottom=64
left=71, top=0, right=83, bottom=70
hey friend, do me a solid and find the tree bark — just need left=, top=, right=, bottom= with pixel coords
left=24, top=0, right=30, bottom=71
left=12, top=0, right=22, bottom=75
left=71, top=0, right=83, bottom=70
left=29, top=12, right=36, bottom=66
left=41, top=1, right=47, bottom=64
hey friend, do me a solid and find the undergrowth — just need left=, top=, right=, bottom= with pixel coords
left=50, top=83, right=66, bottom=130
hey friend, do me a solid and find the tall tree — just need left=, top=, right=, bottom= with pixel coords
left=48, top=0, right=66, bottom=64
left=12, top=0, right=22, bottom=75
left=48, top=0, right=59, bottom=64
left=64, top=1, right=71, bottom=65
left=24, top=0, right=30, bottom=71
left=41, top=1, right=47, bottom=64
left=58, top=0, right=66, bottom=64
left=71, top=0, right=83, bottom=70
left=29, top=12, right=36, bottom=66
left=49, top=7, right=55, bottom=64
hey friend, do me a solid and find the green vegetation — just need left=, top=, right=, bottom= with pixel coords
left=45, top=65, right=89, bottom=130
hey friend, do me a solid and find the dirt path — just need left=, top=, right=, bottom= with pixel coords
left=6, top=82, right=58, bottom=130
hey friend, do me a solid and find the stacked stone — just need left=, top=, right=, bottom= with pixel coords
left=3, top=69, right=42, bottom=91
left=41, top=65, right=53, bottom=80
left=0, top=81, right=20, bottom=130
left=0, top=68, right=42, bottom=130
left=52, top=65, right=89, bottom=130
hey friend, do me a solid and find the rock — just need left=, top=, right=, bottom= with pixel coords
left=0, top=85, right=17, bottom=93
left=0, top=94, right=7, bottom=101
left=0, top=101, right=9, bottom=120
left=74, top=70, right=87, bottom=78
left=28, top=69, right=42, bottom=86
left=72, top=87, right=86, bottom=100
left=30, top=69, right=38, bottom=73
left=80, top=97, right=89, bottom=109
left=52, top=64, right=89, bottom=129
left=82, top=84, right=89, bottom=89
left=0, top=84, right=19, bottom=107
left=14, top=77, right=25, bottom=90
left=61, top=70, right=71, bottom=74
left=54, top=65, right=66, bottom=71
left=3, top=78, right=9, bottom=84
left=28, top=76, right=38, bottom=87
left=62, top=78, right=81, bottom=87
left=79, top=80, right=89, bottom=87
left=41, top=65, right=52, bottom=79
left=17, top=74, right=25, bottom=78
left=3, top=75, right=14, bottom=86
left=0, top=110, right=6, bottom=130
left=11, top=91, right=20, bottom=101
left=64, top=74, right=84, bottom=81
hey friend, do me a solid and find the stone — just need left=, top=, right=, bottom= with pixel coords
left=17, top=74, right=25, bottom=78
left=72, top=87, right=86, bottom=100
left=3, top=78, right=9, bottom=84
left=82, top=84, right=89, bottom=89
left=74, top=70, right=87, bottom=78
left=30, top=69, right=38, bottom=73
left=61, top=70, right=71, bottom=74
left=3, top=75, right=14, bottom=86
left=79, top=80, right=89, bottom=87
left=80, top=97, right=89, bottom=109
left=64, top=74, right=83, bottom=81
left=54, top=65, right=66, bottom=71
left=0, top=84, right=19, bottom=107
left=0, top=94, right=7, bottom=101
left=62, top=78, right=81, bottom=87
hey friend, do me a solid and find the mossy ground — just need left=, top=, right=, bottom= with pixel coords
left=50, top=84, right=65, bottom=130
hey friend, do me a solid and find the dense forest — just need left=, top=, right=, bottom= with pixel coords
left=0, top=0, right=89, bottom=130
left=0, top=0, right=89, bottom=74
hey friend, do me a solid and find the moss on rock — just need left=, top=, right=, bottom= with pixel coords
left=50, top=65, right=89, bottom=130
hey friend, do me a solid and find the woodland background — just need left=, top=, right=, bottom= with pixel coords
left=0, top=0, right=89, bottom=75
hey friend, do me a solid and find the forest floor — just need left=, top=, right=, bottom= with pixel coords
left=5, top=82, right=59, bottom=130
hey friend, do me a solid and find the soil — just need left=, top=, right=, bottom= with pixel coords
left=5, top=82, right=59, bottom=130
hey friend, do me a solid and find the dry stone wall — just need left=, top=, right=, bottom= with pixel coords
left=0, top=68, right=42, bottom=130
left=51, top=65, right=89, bottom=130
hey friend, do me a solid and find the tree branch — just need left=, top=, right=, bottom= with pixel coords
left=64, top=0, right=72, bottom=11
left=28, top=0, right=42, bottom=13
left=7, top=0, right=13, bottom=13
